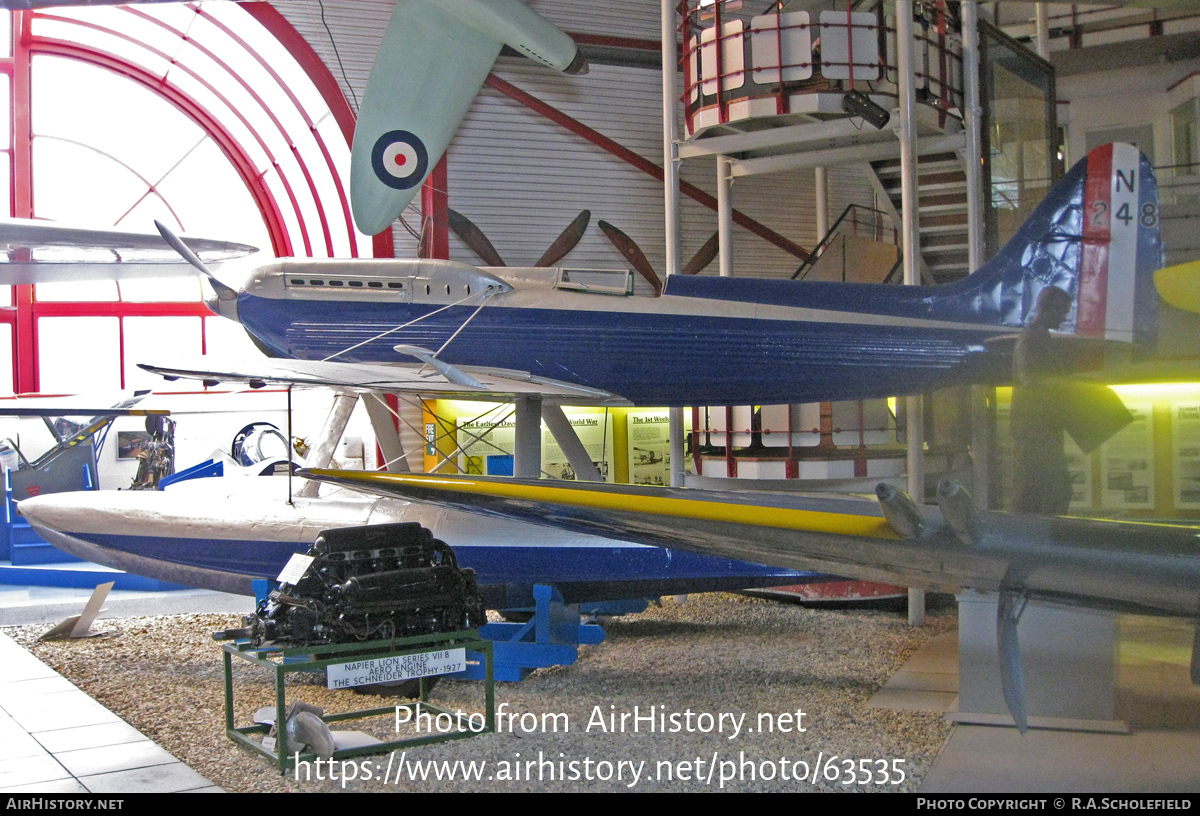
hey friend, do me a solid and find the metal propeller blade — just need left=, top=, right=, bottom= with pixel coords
left=681, top=232, right=720, bottom=275
left=154, top=220, right=237, bottom=302
left=535, top=210, right=590, bottom=267
left=447, top=209, right=505, bottom=267
left=597, top=220, right=662, bottom=296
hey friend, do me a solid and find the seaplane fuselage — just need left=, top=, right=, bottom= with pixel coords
left=228, top=259, right=1015, bottom=407
left=222, top=145, right=1163, bottom=407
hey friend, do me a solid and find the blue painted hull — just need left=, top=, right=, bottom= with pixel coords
left=240, top=296, right=1003, bottom=405
left=79, top=532, right=814, bottom=604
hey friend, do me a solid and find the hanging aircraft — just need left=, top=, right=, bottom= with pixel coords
left=6, top=0, right=1200, bottom=730
left=0, top=218, right=257, bottom=284
left=116, top=139, right=1200, bottom=733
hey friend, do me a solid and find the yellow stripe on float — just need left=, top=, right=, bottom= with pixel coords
left=315, top=470, right=898, bottom=540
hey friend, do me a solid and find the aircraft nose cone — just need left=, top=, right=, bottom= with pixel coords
left=17, top=494, right=91, bottom=533
left=203, top=279, right=241, bottom=322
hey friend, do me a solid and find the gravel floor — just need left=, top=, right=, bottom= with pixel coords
left=5, top=592, right=957, bottom=793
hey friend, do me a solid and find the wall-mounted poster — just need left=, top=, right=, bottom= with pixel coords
left=457, top=411, right=614, bottom=481
left=457, top=414, right=514, bottom=476
left=542, top=412, right=614, bottom=482
left=1066, top=435, right=1093, bottom=510
left=1173, top=402, right=1200, bottom=509
left=1100, top=403, right=1154, bottom=510
left=626, top=411, right=691, bottom=486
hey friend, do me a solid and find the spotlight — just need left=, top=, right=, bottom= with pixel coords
left=841, top=90, right=890, bottom=130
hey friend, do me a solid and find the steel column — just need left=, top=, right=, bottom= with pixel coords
left=814, top=165, right=829, bottom=245
left=717, top=156, right=733, bottom=277
left=513, top=397, right=543, bottom=479
left=1034, top=3, right=1050, bottom=59
left=669, top=406, right=685, bottom=488
left=662, top=0, right=681, bottom=277
left=961, top=0, right=984, bottom=273
left=897, top=0, right=926, bottom=626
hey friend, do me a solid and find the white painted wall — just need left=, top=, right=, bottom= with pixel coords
left=271, top=0, right=873, bottom=278
left=1057, top=60, right=1200, bottom=173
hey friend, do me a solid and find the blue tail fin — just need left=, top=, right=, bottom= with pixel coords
left=965, top=142, right=1162, bottom=347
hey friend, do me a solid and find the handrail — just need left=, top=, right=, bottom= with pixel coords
left=791, top=203, right=895, bottom=280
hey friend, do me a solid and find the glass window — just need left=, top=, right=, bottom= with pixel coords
left=205, top=315, right=268, bottom=363
left=35, top=281, right=119, bottom=302
left=4, top=4, right=366, bottom=395
left=0, top=324, right=12, bottom=396
left=37, top=316, right=121, bottom=393
left=1172, top=99, right=1199, bottom=176
left=118, top=277, right=202, bottom=303
left=123, top=316, right=202, bottom=391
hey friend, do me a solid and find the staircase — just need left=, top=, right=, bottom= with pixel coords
left=870, top=152, right=972, bottom=283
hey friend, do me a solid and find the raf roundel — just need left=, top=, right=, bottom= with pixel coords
left=371, top=130, right=429, bottom=190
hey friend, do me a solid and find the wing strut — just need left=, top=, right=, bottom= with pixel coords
left=543, top=403, right=602, bottom=482
left=363, top=394, right=411, bottom=474
left=295, top=392, right=359, bottom=499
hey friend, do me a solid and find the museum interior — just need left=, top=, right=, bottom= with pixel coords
left=0, top=0, right=1197, bottom=795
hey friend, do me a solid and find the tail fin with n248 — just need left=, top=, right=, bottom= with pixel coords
left=948, top=142, right=1162, bottom=347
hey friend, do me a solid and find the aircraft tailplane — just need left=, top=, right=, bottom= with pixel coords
left=951, top=142, right=1162, bottom=348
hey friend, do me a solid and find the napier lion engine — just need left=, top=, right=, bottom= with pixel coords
left=214, top=522, right=486, bottom=647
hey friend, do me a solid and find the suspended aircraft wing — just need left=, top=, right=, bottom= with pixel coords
left=0, top=219, right=258, bottom=284
left=349, top=0, right=584, bottom=235
left=137, top=356, right=629, bottom=404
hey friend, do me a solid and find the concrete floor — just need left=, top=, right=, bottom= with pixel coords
left=0, top=584, right=254, bottom=626
left=870, top=616, right=1200, bottom=793
left=0, top=631, right=221, bottom=793
left=0, top=584, right=252, bottom=793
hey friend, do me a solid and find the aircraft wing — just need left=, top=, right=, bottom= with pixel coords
left=0, top=406, right=167, bottom=418
left=0, top=219, right=258, bottom=284
left=311, top=471, right=1200, bottom=733
left=0, top=391, right=167, bottom=419
left=297, top=470, right=1200, bottom=621
left=349, top=0, right=582, bottom=235
left=137, top=357, right=629, bottom=404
